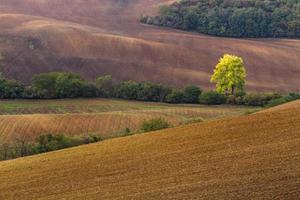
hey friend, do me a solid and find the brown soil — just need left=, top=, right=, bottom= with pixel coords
left=0, top=100, right=299, bottom=199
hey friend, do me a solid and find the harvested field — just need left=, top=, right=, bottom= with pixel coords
left=0, top=99, right=256, bottom=142
left=0, top=98, right=256, bottom=115
left=0, top=101, right=299, bottom=199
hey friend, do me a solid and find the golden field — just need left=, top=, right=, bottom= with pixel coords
left=0, top=100, right=299, bottom=199
left=0, top=0, right=299, bottom=92
left=0, top=1, right=298, bottom=199
left=0, top=98, right=256, bottom=142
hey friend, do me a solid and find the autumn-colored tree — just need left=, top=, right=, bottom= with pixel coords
left=211, top=54, right=247, bottom=95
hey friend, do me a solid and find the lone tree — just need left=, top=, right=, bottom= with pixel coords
left=211, top=54, right=247, bottom=95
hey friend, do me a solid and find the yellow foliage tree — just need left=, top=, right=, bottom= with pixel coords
left=211, top=54, right=247, bottom=95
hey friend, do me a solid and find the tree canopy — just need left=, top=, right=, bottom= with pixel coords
left=211, top=54, right=247, bottom=95
left=32, top=72, right=90, bottom=99
left=96, top=75, right=113, bottom=97
left=141, top=0, right=300, bottom=38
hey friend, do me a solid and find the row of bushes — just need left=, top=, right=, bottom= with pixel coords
left=226, top=92, right=300, bottom=107
left=96, top=75, right=203, bottom=104
left=197, top=91, right=300, bottom=106
left=0, top=133, right=102, bottom=161
left=0, top=72, right=202, bottom=103
left=0, top=72, right=299, bottom=106
left=264, top=93, right=300, bottom=107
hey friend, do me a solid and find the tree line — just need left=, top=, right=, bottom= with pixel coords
left=140, top=0, right=300, bottom=38
left=1, top=53, right=299, bottom=106
left=0, top=72, right=205, bottom=103
left=1, top=53, right=300, bottom=161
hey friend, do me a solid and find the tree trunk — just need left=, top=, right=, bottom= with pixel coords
left=231, top=85, right=235, bottom=96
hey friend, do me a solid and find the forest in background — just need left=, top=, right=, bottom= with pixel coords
left=141, top=0, right=300, bottom=38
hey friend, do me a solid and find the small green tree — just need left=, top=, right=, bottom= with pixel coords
left=96, top=75, right=113, bottom=97
left=211, top=54, right=247, bottom=95
left=199, top=91, right=226, bottom=105
left=32, top=72, right=60, bottom=98
left=114, top=81, right=141, bottom=100
left=165, top=90, right=185, bottom=104
left=35, top=134, right=74, bottom=153
left=0, top=79, right=25, bottom=99
left=55, top=72, right=87, bottom=98
left=183, top=85, right=202, bottom=103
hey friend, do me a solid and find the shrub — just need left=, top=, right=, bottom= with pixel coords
left=265, top=97, right=290, bottom=108
left=289, top=93, right=300, bottom=102
left=165, top=90, right=185, bottom=104
left=0, top=142, right=13, bottom=161
left=179, top=117, right=203, bottom=125
left=183, top=85, right=202, bottom=103
left=137, top=82, right=171, bottom=102
left=125, top=128, right=131, bottom=134
left=114, top=81, right=172, bottom=102
left=226, top=95, right=245, bottom=105
left=226, top=95, right=236, bottom=105
left=243, top=93, right=264, bottom=106
left=199, top=91, right=226, bottom=105
left=55, top=72, right=88, bottom=98
left=31, top=72, right=60, bottom=98
left=156, top=85, right=172, bottom=102
left=81, top=83, right=98, bottom=98
left=0, top=77, right=25, bottom=99
left=265, top=93, right=300, bottom=107
left=114, top=81, right=141, bottom=100
left=243, top=93, right=281, bottom=106
left=82, top=134, right=102, bottom=144
left=35, top=134, right=75, bottom=153
left=96, top=75, right=113, bottom=97
left=122, top=128, right=132, bottom=137
left=141, top=118, right=170, bottom=132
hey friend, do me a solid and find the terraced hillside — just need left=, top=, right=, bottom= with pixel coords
left=0, top=98, right=255, bottom=142
left=0, top=0, right=299, bottom=92
left=0, top=100, right=299, bottom=199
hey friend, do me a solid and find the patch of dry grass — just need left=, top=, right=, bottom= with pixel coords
left=0, top=99, right=255, bottom=142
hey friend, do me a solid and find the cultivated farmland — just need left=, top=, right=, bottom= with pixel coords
left=0, top=98, right=256, bottom=142
left=0, top=100, right=299, bottom=199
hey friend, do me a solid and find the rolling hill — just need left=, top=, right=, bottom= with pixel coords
left=0, top=100, right=299, bottom=199
left=0, top=0, right=299, bottom=92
